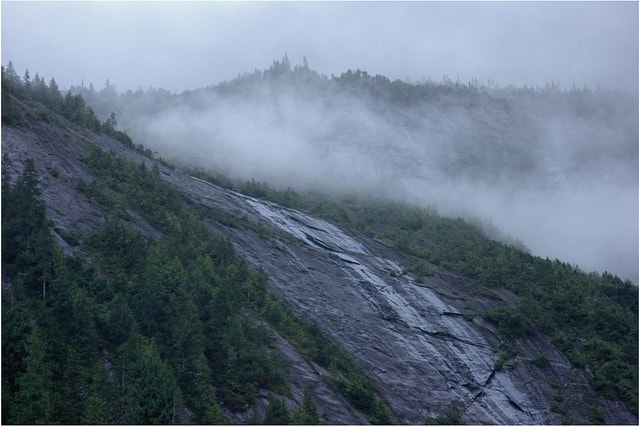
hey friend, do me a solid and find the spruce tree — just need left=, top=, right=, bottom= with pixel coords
left=263, top=396, right=291, bottom=424
left=292, top=387, right=321, bottom=424
left=12, top=324, right=56, bottom=424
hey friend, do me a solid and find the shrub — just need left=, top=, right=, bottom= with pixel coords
left=530, top=354, right=550, bottom=368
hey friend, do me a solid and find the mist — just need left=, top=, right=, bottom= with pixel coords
left=76, top=66, right=638, bottom=284
left=3, top=2, right=637, bottom=93
left=5, top=0, right=635, bottom=283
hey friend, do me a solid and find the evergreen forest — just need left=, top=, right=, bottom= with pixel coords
left=2, top=65, right=395, bottom=424
left=1, top=62, right=638, bottom=424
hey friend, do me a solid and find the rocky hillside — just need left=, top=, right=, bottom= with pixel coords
left=2, top=73, right=637, bottom=424
left=72, top=58, right=639, bottom=283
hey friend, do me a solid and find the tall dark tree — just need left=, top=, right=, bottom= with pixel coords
left=32, top=72, right=48, bottom=101
left=102, top=111, right=118, bottom=134
left=4, top=61, right=20, bottom=85
left=47, top=78, right=63, bottom=110
left=2, top=159, right=54, bottom=299
left=263, top=397, right=291, bottom=425
left=22, top=69, right=31, bottom=91
left=11, top=324, right=55, bottom=424
left=292, top=387, right=321, bottom=424
left=119, top=335, right=178, bottom=424
left=189, top=353, right=226, bottom=424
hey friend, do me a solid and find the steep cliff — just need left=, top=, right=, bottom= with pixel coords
left=2, top=98, right=636, bottom=424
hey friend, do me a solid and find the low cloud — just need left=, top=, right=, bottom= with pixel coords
left=97, top=70, right=638, bottom=283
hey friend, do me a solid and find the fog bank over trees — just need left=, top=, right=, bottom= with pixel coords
left=71, top=58, right=638, bottom=282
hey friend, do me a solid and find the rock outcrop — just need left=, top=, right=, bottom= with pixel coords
left=2, top=116, right=636, bottom=424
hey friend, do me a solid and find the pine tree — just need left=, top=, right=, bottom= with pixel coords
left=120, top=335, right=178, bottom=424
left=47, top=78, right=63, bottom=111
left=33, top=72, right=48, bottom=102
left=105, top=293, right=135, bottom=344
left=263, top=396, right=291, bottom=424
left=1, top=72, right=25, bottom=125
left=103, top=111, right=118, bottom=134
left=11, top=323, right=56, bottom=424
left=291, top=387, right=321, bottom=424
left=4, top=61, right=20, bottom=85
left=22, top=69, right=31, bottom=91
left=83, top=392, right=106, bottom=424
left=190, top=353, right=226, bottom=424
left=2, top=159, right=54, bottom=298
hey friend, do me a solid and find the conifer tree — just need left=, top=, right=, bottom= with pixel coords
left=4, top=61, right=20, bottom=85
left=263, top=396, right=291, bottom=424
left=120, top=335, right=178, bottom=424
left=47, top=78, right=63, bottom=110
left=291, top=387, right=321, bottom=424
left=12, top=323, right=55, bottom=424
left=22, top=69, right=31, bottom=91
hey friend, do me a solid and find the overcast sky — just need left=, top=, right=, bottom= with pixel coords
left=2, top=1, right=638, bottom=93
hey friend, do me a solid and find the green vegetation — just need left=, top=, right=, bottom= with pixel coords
left=260, top=291, right=395, bottom=424
left=2, top=69, right=395, bottom=423
left=404, top=260, right=437, bottom=283
left=292, top=387, right=322, bottom=425
left=261, top=388, right=322, bottom=425
left=262, top=397, right=291, bottom=424
left=311, top=199, right=637, bottom=414
left=483, top=307, right=532, bottom=339
left=495, top=348, right=518, bottom=372
left=2, top=141, right=394, bottom=424
left=208, top=179, right=638, bottom=415
left=530, top=354, right=551, bottom=369
left=3, top=154, right=227, bottom=423
left=3, top=61, right=99, bottom=131
left=79, top=143, right=393, bottom=423
left=3, top=62, right=637, bottom=421
left=2, top=63, right=174, bottom=167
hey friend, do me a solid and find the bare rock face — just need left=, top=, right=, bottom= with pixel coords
left=2, top=118, right=637, bottom=425
left=190, top=186, right=634, bottom=425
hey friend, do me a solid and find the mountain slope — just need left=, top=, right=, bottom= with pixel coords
left=2, top=76, right=637, bottom=424
left=2, top=115, right=386, bottom=424
left=72, top=59, right=639, bottom=283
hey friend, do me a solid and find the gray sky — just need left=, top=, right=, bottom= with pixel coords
left=2, top=1, right=638, bottom=93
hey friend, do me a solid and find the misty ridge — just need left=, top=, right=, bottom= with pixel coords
left=70, top=56, right=639, bottom=283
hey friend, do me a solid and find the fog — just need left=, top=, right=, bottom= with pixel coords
left=76, top=66, right=638, bottom=283
left=2, top=2, right=638, bottom=93
left=3, top=2, right=638, bottom=282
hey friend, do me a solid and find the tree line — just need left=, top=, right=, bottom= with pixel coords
left=2, top=61, right=134, bottom=146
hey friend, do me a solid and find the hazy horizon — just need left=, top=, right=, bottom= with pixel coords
left=2, top=2, right=638, bottom=93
